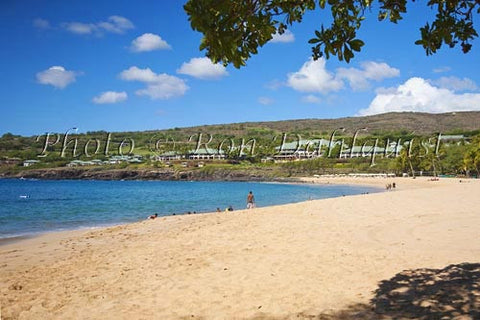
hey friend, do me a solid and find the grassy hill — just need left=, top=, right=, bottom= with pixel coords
left=1, top=111, right=479, bottom=179
left=1, top=111, right=480, bottom=163
left=186, top=111, right=480, bottom=137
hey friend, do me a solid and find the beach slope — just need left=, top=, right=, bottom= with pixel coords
left=1, top=177, right=480, bottom=319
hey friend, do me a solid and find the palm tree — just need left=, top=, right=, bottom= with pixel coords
left=463, top=136, right=480, bottom=177
left=397, top=148, right=415, bottom=177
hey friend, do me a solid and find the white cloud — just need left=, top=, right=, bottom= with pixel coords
left=177, top=57, right=228, bottom=80
left=271, top=30, right=295, bottom=43
left=358, top=77, right=480, bottom=115
left=336, top=61, right=400, bottom=90
left=97, top=16, right=134, bottom=34
left=63, top=22, right=97, bottom=35
left=375, top=87, right=398, bottom=95
left=36, top=66, right=78, bottom=89
left=119, top=66, right=188, bottom=99
left=136, top=78, right=188, bottom=99
left=361, top=61, right=400, bottom=80
left=287, top=58, right=343, bottom=94
left=287, top=58, right=399, bottom=94
left=92, top=91, right=127, bottom=104
left=301, top=95, right=322, bottom=104
left=265, top=79, right=284, bottom=90
left=258, top=97, right=274, bottom=105
left=63, top=15, right=134, bottom=35
left=119, top=66, right=160, bottom=82
left=430, top=76, right=477, bottom=91
left=33, top=18, right=50, bottom=29
left=433, top=66, right=451, bottom=73
left=131, top=33, right=171, bottom=52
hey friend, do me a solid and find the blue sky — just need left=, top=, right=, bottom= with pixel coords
left=1, top=0, right=480, bottom=136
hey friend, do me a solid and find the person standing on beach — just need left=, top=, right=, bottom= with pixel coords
left=247, top=191, right=255, bottom=209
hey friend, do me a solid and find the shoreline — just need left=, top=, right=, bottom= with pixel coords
left=0, top=176, right=455, bottom=246
left=0, top=175, right=463, bottom=252
left=0, top=222, right=133, bottom=247
left=0, top=167, right=301, bottom=182
left=2, top=176, right=479, bottom=319
left=0, top=179, right=382, bottom=246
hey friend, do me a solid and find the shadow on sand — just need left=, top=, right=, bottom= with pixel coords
left=254, top=263, right=480, bottom=319
left=316, top=262, right=480, bottom=319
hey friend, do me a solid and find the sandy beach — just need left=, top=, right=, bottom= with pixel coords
left=1, top=177, right=480, bottom=319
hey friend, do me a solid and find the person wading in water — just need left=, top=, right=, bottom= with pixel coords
left=247, top=191, right=255, bottom=209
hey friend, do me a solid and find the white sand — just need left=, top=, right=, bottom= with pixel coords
left=1, top=177, right=479, bottom=319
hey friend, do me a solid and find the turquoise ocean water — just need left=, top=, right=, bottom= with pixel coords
left=0, top=179, right=379, bottom=240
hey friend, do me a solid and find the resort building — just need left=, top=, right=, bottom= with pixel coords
left=439, top=134, right=467, bottom=145
left=274, top=139, right=333, bottom=161
left=154, top=151, right=183, bottom=162
left=187, top=148, right=225, bottom=160
left=90, top=159, right=105, bottom=165
left=340, top=141, right=403, bottom=159
left=66, top=155, right=143, bottom=167
left=67, top=160, right=97, bottom=167
left=23, top=159, right=40, bottom=167
left=108, top=155, right=143, bottom=164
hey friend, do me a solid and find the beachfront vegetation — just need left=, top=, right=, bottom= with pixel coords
left=463, top=135, right=480, bottom=176
left=184, top=0, right=480, bottom=67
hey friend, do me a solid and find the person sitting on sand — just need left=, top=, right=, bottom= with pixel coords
left=226, top=205, right=234, bottom=212
left=148, top=213, right=158, bottom=219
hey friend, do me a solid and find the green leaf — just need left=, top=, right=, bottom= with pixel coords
left=344, top=47, right=354, bottom=62
left=184, top=0, right=480, bottom=68
left=349, top=39, right=364, bottom=51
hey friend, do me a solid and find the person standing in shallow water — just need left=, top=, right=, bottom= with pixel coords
left=247, top=191, right=255, bottom=209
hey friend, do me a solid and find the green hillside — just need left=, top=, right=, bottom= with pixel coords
left=166, top=111, right=480, bottom=137
left=1, top=111, right=479, bottom=179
